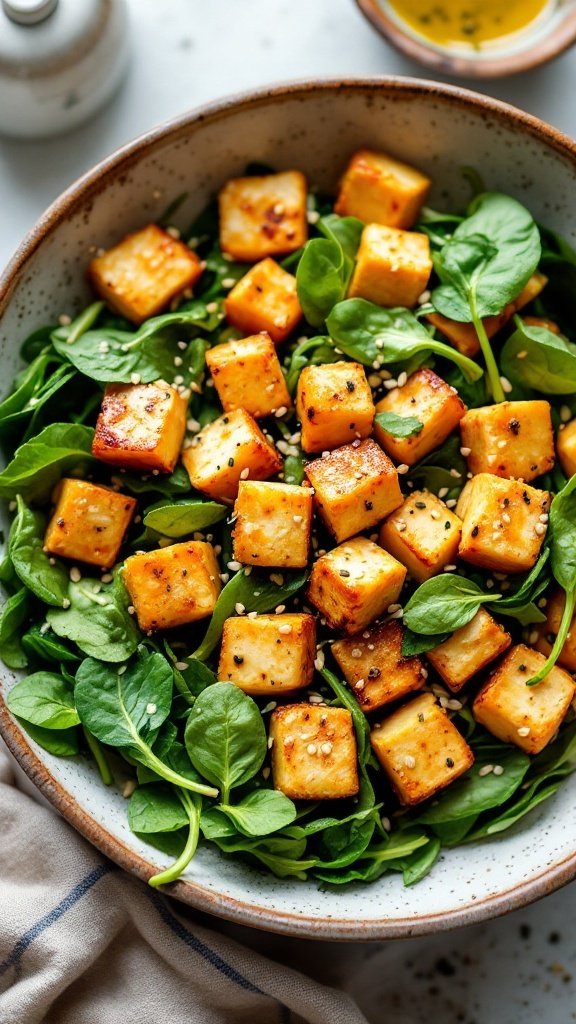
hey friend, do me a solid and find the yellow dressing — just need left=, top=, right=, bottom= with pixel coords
left=387, top=0, right=551, bottom=48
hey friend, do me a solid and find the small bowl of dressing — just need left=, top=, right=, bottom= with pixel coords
left=355, top=0, right=576, bottom=77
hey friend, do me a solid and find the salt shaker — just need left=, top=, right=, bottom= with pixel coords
left=0, top=0, right=130, bottom=138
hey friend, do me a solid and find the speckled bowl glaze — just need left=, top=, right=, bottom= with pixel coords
left=2, top=78, right=576, bottom=940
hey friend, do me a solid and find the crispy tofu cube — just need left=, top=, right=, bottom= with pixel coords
left=44, top=479, right=136, bottom=570
left=371, top=693, right=474, bottom=806
left=457, top=474, right=550, bottom=574
left=557, top=418, right=576, bottom=479
left=88, top=224, right=203, bottom=325
left=296, top=361, right=374, bottom=454
left=534, top=588, right=576, bottom=673
left=232, top=480, right=312, bottom=568
left=224, top=258, right=302, bottom=344
left=426, top=272, right=548, bottom=357
left=348, top=224, right=432, bottom=308
left=307, top=536, right=406, bottom=635
left=123, top=541, right=220, bottom=632
left=182, top=409, right=282, bottom=503
left=472, top=644, right=575, bottom=754
left=92, top=381, right=186, bottom=474
left=332, top=620, right=424, bottom=712
left=379, top=490, right=461, bottom=582
left=460, top=401, right=554, bottom=483
left=205, top=332, right=291, bottom=419
left=305, top=439, right=403, bottom=543
left=426, top=609, right=512, bottom=692
left=373, top=368, right=466, bottom=466
left=218, top=613, right=316, bottom=696
left=219, top=170, right=307, bottom=262
left=334, top=149, right=431, bottom=229
left=270, top=704, right=359, bottom=799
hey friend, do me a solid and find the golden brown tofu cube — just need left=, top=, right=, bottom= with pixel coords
left=218, top=613, right=316, bottom=696
left=373, top=368, right=466, bottom=466
left=348, top=224, right=432, bottom=308
left=205, top=332, right=291, bottom=419
left=425, top=272, right=548, bottom=357
left=371, top=693, right=474, bottom=806
left=473, top=644, right=575, bottom=755
left=332, top=620, right=424, bottom=712
left=460, top=401, right=554, bottom=483
left=457, top=474, right=550, bottom=575
left=379, top=490, right=462, bottom=582
left=44, top=479, right=136, bottom=570
left=557, top=418, right=576, bottom=479
left=224, top=258, right=302, bottom=344
left=182, top=409, right=282, bottom=503
left=534, top=588, right=576, bottom=673
left=219, top=170, right=307, bottom=262
left=296, top=361, right=374, bottom=454
left=305, top=439, right=403, bottom=543
left=92, top=381, right=186, bottom=474
left=123, top=541, right=220, bottom=632
left=88, top=224, right=203, bottom=325
left=334, top=149, right=431, bottom=229
left=426, top=609, right=512, bottom=692
left=307, top=536, right=406, bottom=635
left=232, top=480, right=313, bottom=568
left=270, top=704, right=359, bottom=800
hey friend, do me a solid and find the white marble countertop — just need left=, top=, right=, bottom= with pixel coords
left=1, top=1, right=576, bottom=1021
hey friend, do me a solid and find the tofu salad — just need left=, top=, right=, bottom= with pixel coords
left=2, top=149, right=576, bottom=890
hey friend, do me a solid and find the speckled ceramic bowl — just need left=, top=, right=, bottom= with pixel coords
left=2, top=78, right=576, bottom=940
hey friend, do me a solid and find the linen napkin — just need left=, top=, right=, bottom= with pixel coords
left=0, top=744, right=368, bottom=1024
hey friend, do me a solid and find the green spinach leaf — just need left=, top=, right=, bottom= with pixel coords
left=501, top=316, right=576, bottom=394
left=9, top=497, right=69, bottom=607
left=403, top=574, right=501, bottom=636
left=143, top=499, right=226, bottom=538
left=47, top=575, right=140, bottom=662
left=7, top=671, right=79, bottom=729
left=374, top=411, right=423, bottom=439
left=219, top=790, right=297, bottom=836
left=0, top=588, right=29, bottom=668
left=0, top=423, right=94, bottom=502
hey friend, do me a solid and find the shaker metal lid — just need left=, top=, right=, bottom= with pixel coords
left=1, top=0, right=58, bottom=25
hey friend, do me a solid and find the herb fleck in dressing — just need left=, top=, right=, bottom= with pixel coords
left=388, top=0, right=550, bottom=48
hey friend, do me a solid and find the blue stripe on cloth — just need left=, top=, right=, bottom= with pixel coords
left=0, top=863, right=112, bottom=977
left=147, top=890, right=292, bottom=1023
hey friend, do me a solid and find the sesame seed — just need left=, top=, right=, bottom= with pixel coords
left=219, top=573, right=230, bottom=584
left=446, top=498, right=457, bottom=508
left=397, top=371, right=408, bottom=387
left=438, top=487, right=449, bottom=498
left=166, top=225, right=181, bottom=239
left=446, top=698, right=462, bottom=710
left=62, top=598, right=71, bottom=609
left=500, top=376, right=513, bottom=394
left=460, top=447, right=471, bottom=457
left=130, top=373, right=141, bottom=385
left=222, top=277, right=236, bottom=288
left=278, top=623, right=293, bottom=635
left=320, top=742, right=333, bottom=755
left=309, top=692, right=324, bottom=704
left=174, top=356, right=183, bottom=366
left=127, top=605, right=135, bottom=615
left=121, top=779, right=137, bottom=798
left=539, top=513, right=549, bottom=523
left=516, top=350, right=528, bottom=359
left=293, top=514, right=303, bottom=524
left=175, top=661, right=189, bottom=671
left=227, top=560, right=242, bottom=571
left=390, top=608, right=404, bottom=619
left=560, top=405, right=572, bottom=423
left=381, top=816, right=392, bottom=831
left=397, top=463, right=409, bottom=475
left=235, top=603, right=246, bottom=615
left=355, top=679, right=365, bottom=690
left=146, top=703, right=157, bottom=715
left=430, top=510, right=440, bottom=520
left=267, top=736, right=274, bottom=749
left=275, top=604, right=286, bottom=614
left=534, top=523, right=547, bottom=536
left=449, top=468, right=461, bottom=478
left=206, top=301, right=218, bottom=313
left=396, top=520, right=407, bottom=532
left=497, top=439, right=507, bottom=449
left=502, top=513, right=511, bottom=524
left=493, top=765, right=504, bottom=776
left=479, top=764, right=494, bottom=777
left=383, top=379, right=398, bottom=390
left=58, top=313, right=72, bottom=326
left=404, top=755, right=416, bottom=768
left=275, top=406, right=288, bottom=418
left=240, top=468, right=250, bottom=480
left=443, top=564, right=457, bottom=572
left=313, top=651, right=325, bottom=671
left=518, top=726, right=531, bottom=737
left=307, top=209, right=320, bottom=224
left=270, top=573, right=284, bottom=586
left=101, top=573, right=113, bottom=583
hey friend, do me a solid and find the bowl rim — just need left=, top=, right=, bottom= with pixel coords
left=354, top=0, right=576, bottom=78
left=2, top=75, right=576, bottom=940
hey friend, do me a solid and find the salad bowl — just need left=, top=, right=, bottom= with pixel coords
left=2, top=77, right=576, bottom=940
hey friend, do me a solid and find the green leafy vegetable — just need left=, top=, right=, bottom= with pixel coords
left=128, top=783, right=189, bottom=833
left=7, top=671, right=79, bottom=729
left=501, top=316, right=576, bottom=394
left=0, top=423, right=94, bottom=502
left=374, top=411, right=423, bottom=439
left=47, top=575, right=140, bottom=663
left=184, top=682, right=266, bottom=802
left=21, top=624, right=80, bottom=664
left=142, top=499, right=226, bottom=538
left=0, top=588, right=29, bottom=668
left=219, top=790, right=297, bottom=836
left=9, top=497, right=69, bottom=606
left=417, top=747, right=530, bottom=825
left=403, top=574, right=501, bottom=636
left=18, top=719, right=79, bottom=756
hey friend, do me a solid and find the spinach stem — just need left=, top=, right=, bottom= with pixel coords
left=360, top=836, right=429, bottom=862
left=426, top=339, right=483, bottom=383
left=82, top=726, right=113, bottom=786
left=527, top=588, right=576, bottom=685
left=140, top=746, right=218, bottom=798
left=63, top=302, right=104, bottom=346
left=148, top=791, right=199, bottom=888
left=469, top=289, right=505, bottom=402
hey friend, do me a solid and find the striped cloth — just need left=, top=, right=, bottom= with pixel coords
left=0, top=746, right=367, bottom=1024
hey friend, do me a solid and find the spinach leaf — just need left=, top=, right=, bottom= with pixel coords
left=6, top=671, right=79, bottom=729
left=0, top=588, right=29, bottom=668
left=317, top=213, right=364, bottom=259
left=403, top=574, right=501, bottom=636
left=283, top=450, right=305, bottom=485
left=284, top=336, right=338, bottom=395
left=143, top=499, right=226, bottom=538
left=487, top=546, right=550, bottom=626
left=0, top=352, right=57, bottom=428
left=121, top=464, right=191, bottom=498
left=501, top=316, right=576, bottom=394
left=47, top=575, right=140, bottom=663
left=220, top=790, right=297, bottom=836
left=408, top=435, right=467, bottom=496
left=20, top=325, right=56, bottom=364
left=9, top=497, right=69, bottom=607
left=163, top=642, right=217, bottom=703
left=527, top=474, right=576, bottom=684
left=0, top=423, right=94, bottom=502
left=21, top=624, right=80, bottom=664
left=192, top=568, right=309, bottom=660
left=52, top=305, right=217, bottom=385
left=401, top=627, right=451, bottom=657
left=128, top=783, right=189, bottom=833
left=296, top=238, right=351, bottom=327
left=74, top=651, right=217, bottom=797
left=374, top=411, right=423, bottom=439
left=320, top=665, right=370, bottom=766
left=417, top=746, right=530, bottom=825
left=184, top=682, right=266, bottom=802
left=396, top=836, right=441, bottom=886
left=18, top=719, right=79, bottom=756
left=326, top=299, right=483, bottom=382
left=314, top=830, right=429, bottom=885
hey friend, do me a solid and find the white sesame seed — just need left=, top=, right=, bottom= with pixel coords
left=516, top=350, right=528, bottom=359
left=275, top=406, right=288, bottom=418
left=390, top=608, right=404, bottom=619
left=560, top=405, right=572, bottom=423
left=320, top=742, right=333, bottom=755
left=267, top=736, right=274, bottom=749
left=351, top=647, right=363, bottom=658
left=518, top=726, right=531, bottom=737
left=460, top=447, right=471, bottom=457
left=446, top=698, right=462, bottom=710
left=58, top=313, right=72, bottom=326
left=278, top=623, right=293, bottom=635
left=270, top=573, right=284, bottom=586
left=222, top=277, right=236, bottom=288
left=438, top=487, right=449, bottom=499
left=247, top=610, right=258, bottom=619
left=127, top=605, right=135, bottom=615
left=397, top=464, right=410, bottom=475
left=381, top=816, right=392, bottom=831
left=101, top=573, right=113, bottom=583
left=354, top=679, right=365, bottom=690
left=235, top=603, right=246, bottom=615
left=307, top=209, right=320, bottom=224
left=219, top=573, right=230, bottom=584
left=443, top=564, right=457, bottom=572
left=174, top=356, right=183, bottom=367
left=404, top=754, right=416, bottom=768
left=430, top=509, right=440, bottom=520
left=175, top=662, right=189, bottom=671
left=62, top=598, right=71, bottom=609
left=121, top=779, right=137, bottom=798
left=240, top=467, right=250, bottom=480
left=445, top=499, right=457, bottom=508
left=396, top=520, right=407, bottom=532
left=534, top=523, right=547, bottom=536
left=397, top=371, right=408, bottom=387
left=227, top=560, right=242, bottom=572
left=479, top=764, right=494, bottom=777
left=166, top=225, right=181, bottom=239
left=206, top=301, right=218, bottom=313
left=313, top=651, right=325, bottom=671
left=68, top=566, right=81, bottom=583
left=493, top=765, right=504, bottom=776
left=502, top=513, right=511, bottom=524
left=539, top=513, right=549, bottom=523
left=307, top=743, right=317, bottom=755
left=383, top=379, right=398, bottom=390
left=450, top=468, right=461, bottom=478
left=500, top=376, right=513, bottom=394
left=146, top=702, right=157, bottom=715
